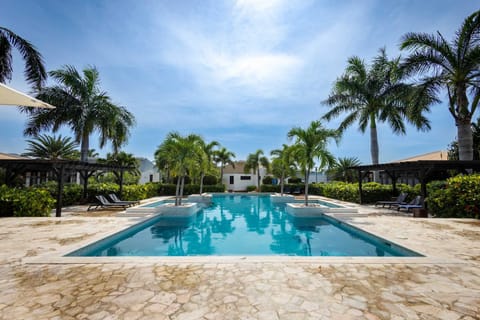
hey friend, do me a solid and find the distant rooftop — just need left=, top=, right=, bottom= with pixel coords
left=394, top=150, right=448, bottom=162
left=0, top=152, right=29, bottom=160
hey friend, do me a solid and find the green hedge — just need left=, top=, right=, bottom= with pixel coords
left=0, top=185, right=55, bottom=217
left=427, top=174, right=480, bottom=218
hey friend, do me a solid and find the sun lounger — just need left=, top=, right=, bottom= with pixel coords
left=87, top=195, right=131, bottom=211
left=375, top=193, right=408, bottom=208
left=396, top=196, right=424, bottom=212
left=108, top=193, right=140, bottom=206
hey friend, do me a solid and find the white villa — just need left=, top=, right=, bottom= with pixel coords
left=221, top=161, right=268, bottom=192
left=138, top=158, right=161, bottom=184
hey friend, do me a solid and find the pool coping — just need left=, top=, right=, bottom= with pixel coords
left=22, top=209, right=464, bottom=266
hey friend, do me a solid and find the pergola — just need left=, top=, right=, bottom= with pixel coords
left=0, top=159, right=134, bottom=217
left=352, top=160, right=480, bottom=204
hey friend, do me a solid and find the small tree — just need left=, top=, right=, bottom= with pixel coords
left=270, top=144, right=297, bottom=195
left=288, top=121, right=338, bottom=205
left=245, top=149, right=270, bottom=190
left=23, top=134, right=78, bottom=160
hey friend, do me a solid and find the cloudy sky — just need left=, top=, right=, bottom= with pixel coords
left=1, top=0, right=478, bottom=164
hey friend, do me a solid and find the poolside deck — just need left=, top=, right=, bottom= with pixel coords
left=0, top=199, right=479, bottom=319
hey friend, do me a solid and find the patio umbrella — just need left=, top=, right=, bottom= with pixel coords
left=0, top=83, right=55, bottom=109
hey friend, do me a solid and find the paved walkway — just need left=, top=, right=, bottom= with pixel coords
left=0, top=198, right=479, bottom=319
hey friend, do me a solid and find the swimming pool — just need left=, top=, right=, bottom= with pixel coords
left=68, top=195, right=421, bottom=257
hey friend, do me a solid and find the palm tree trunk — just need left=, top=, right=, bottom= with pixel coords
left=220, top=164, right=224, bottom=186
left=370, top=118, right=380, bottom=182
left=457, top=120, right=473, bottom=160
left=280, top=170, right=284, bottom=196
left=175, top=177, right=181, bottom=206
left=200, top=172, right=205, bottom=194
left=179, top=175, right=185, bottom=205
left=80, top=132, right=89, bottom=162
left=256, top=168, right=259, bottom=191
left=304, top=169, right=309, bottom=206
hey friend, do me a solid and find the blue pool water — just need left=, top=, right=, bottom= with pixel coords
left=68, top=195, right=421, bottom=257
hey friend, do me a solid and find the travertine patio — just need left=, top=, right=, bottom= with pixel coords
left=0, top=198, right=479, bottom=319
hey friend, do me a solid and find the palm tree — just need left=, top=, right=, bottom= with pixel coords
left=327, top=157, right=361, bottom=182
left=288, top=120, right=338, bottom=205
left=97, top=151, right=141, bottom=184
left=270, top=144, right=297, bottom=195
left=322, top=48, right=436, bottom=179
left=214, top=147, right=236, bottom=185
left=22, top=134, right=78, bottom=160
left=244, top=149, right=270, bottom=190
left=400, top=10, right=480, bottom=160
left=155, top=132, right=203, bottom=205
left=22, top=65, right=135, bottom=162
left=0, top=26, right=47, bottom=89
left=448, top=117, right=480, bottom=160
left=198, top=140, right=220, bottom=194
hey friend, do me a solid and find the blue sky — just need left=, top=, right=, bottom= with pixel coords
left=1, top=0, right=478, bottom=164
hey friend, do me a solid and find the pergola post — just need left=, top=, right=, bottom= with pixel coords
left=358, top=169, right=364, bottom=204
left=82, top=170, right=88, bottom=200
left=55, top=165, right=65, bottom=218
left=384, top=170, right=398, bottom=195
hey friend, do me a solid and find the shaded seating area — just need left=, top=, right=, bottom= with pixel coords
left=87, top=195, right=132, bottom=211
left=351, top=160, right=480, bottom=208
left=395, top=195, right=424, bottom=212
left=0, top=159, right=134, bottom=217
left=108, top=193, right=140, bottom=206
left=375, top=192, right=407, bottom=208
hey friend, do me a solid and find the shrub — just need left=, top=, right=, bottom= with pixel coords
left=288, top=177, right=301, bottom=184
left=0, top=185, right=55, bottom=217
left=428, top=174, right=480, bottom=218
left=203, top=175, right=218, bottom=185
left=262, top=176, right=273, bottom=185
left=246, top=185, right=257, bottom=192
left=260, top=184, right=280, bottom=192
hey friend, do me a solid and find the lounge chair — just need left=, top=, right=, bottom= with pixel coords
left=375, top=193, right=408, bottom=208
left=87, top=195, right=131, bottom=211
left=108, top=193, right=140, bottom=206
left=292, top=187, right=301, bottom=195
left=396, top=196, right=424, bottom=212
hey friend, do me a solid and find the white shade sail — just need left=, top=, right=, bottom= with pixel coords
left=0, top=83, right=55, bottom=109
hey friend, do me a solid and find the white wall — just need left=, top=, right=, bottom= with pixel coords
left=222, top=168, right=267, bottom=191
left=139, top=170, right=161, bottom=184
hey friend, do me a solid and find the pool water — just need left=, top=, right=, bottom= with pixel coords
left=68, top=195, right=421, bottom=257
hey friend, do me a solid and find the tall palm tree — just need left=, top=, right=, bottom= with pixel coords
left=155, top=132, right=203, bottom=205
left=22, top=134, right=78, bottom=160
left=400, top=10, right=480, bottom=160
left=327, top=156, right=362, bottom=182
left=198, top=140, right=220, bottom=194
left=288, top=120, right=338, bottom=205
left=0, top=26, right=47, bottom=89
left=270, top=144, right=297, bottom=195
left=214, top=147, right=236, bottom=185
left=244, top=149, right=270, bottom=190
left=22, top=65, right=135, bottom=162
left=322, top=48, right=436, bottom=178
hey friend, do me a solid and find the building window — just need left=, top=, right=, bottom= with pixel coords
left=229, top=176, right=234, bottom=184
left=240, top=176, right=251, bottom=180
left=149, top=174, right=153, bottom=182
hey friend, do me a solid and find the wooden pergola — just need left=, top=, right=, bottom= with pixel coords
left=351, top=160, right=480, bottom=204
left=0, top=159, right=134, bottom=217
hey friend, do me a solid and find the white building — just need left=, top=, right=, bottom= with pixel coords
left=222, top=161, right=268, bottom=192
left=138, top=158, right=161, bottom=184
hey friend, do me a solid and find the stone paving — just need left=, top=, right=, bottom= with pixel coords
left=0, top=198, right=479, bottom=319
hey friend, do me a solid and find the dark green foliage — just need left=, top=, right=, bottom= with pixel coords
left=202, top=175, right=217, bottom=185
left=288, top=177, right=301, bottom=183
left=262, top=176, right=273, bottom=184
left=246, top=185, right=257, bottom=192
left=0, top=185, right=55, bottom=217
left=428, top=175, right=480, bottom=218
